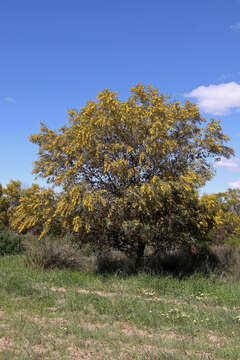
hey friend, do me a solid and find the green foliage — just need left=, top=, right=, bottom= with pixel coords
left=0, top=230, right=23, bottom=256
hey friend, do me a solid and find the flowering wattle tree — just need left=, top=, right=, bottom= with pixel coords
left=13, top=84, right=234, bottom=266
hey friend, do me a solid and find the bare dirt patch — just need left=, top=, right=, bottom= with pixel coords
left=0, top=337, right=13, bottom=351
left=50, top=286, right=67, bottom=293
left=115, top=321, right=153, bottom=338
left=207, top=332, right=226, bottom=348
left=33, top=344, right=49, bottom=355
left=67, top=341, right=112, bottom=360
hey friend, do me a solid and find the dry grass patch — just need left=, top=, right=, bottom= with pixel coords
left=67, top=343, right=114, bottom=360
left=47, top=285, right=233, bottom=313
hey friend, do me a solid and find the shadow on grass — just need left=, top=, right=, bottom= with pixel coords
left=95, top=247, right=221, bottom=279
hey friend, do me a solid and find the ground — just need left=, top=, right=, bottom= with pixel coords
left=0, top=255, right=239, bottom=359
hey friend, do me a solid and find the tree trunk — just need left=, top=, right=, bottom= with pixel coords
left=135, top=241, right=146, bottom=270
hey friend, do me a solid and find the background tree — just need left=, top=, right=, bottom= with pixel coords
left=0, top=180, right=23, bottom=229
left=14, top=84, right=234, bottom=265
left=11, top=184, right=61, bottom=236
left=202, top=189, right=240, bottom=245
left=0, top=184, right=9, bottom=228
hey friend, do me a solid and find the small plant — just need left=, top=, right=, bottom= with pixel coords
left=225, top=236, right=240, bottom=247
left=23, top=235, right=86, bottom=270
left=0, top=230, right=23, bottom=255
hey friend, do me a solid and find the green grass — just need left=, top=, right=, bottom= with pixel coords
left=0, top=255, right=239, bottom=359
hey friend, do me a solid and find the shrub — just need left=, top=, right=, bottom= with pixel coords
left=211, top=245, right=240, bottom=279
left=95, top=246, right=221, bottom=276
left=23, top=235, right=87, bottom=270
left=96, top=249, right=136, bottom=275
left=144, top=247, right=220, bottom=276
left=0, top=230, right=23, bottom=256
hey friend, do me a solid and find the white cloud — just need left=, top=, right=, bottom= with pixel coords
left=215, top=158, right=240, bottom=171
left=230, top=22, right=240, bottom=32
left=228, top=180, right=240, bottom=188
left=4, top=97, right=16, bottom=103
left=185, top=82, right=240, bottom=115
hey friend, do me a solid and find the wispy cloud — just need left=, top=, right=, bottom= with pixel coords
left=185, top=82, right=240, bottom=115
left=230, top=22, right=240, bottom=32
left=216, top=158, right=240, bottom=189
left=216, top=73, right=234, bottom=82
left=228, top=180, right=240, bottom=188
left=215, top=158, right=240, bottom=171
left=4, top=97, right=16, bottom=103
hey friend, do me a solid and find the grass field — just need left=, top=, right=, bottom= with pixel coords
left=0, top=255, right=239, bottom=359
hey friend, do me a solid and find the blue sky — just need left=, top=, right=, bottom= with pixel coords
left=1, top=0, right=240, bottom=193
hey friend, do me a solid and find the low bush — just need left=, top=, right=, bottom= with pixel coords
left=211, top=245, right=240, bottom=279
left=0, top=230, right=23, bottom=256
left=23, top=235, right=88, bottom=270
left=96, top=250, right=136, bottom=275
left=144, top=247, right=220, bottom=276
left=95, top=246, right=221, bottom=276
left=20, top=230, right=240, bottom=278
